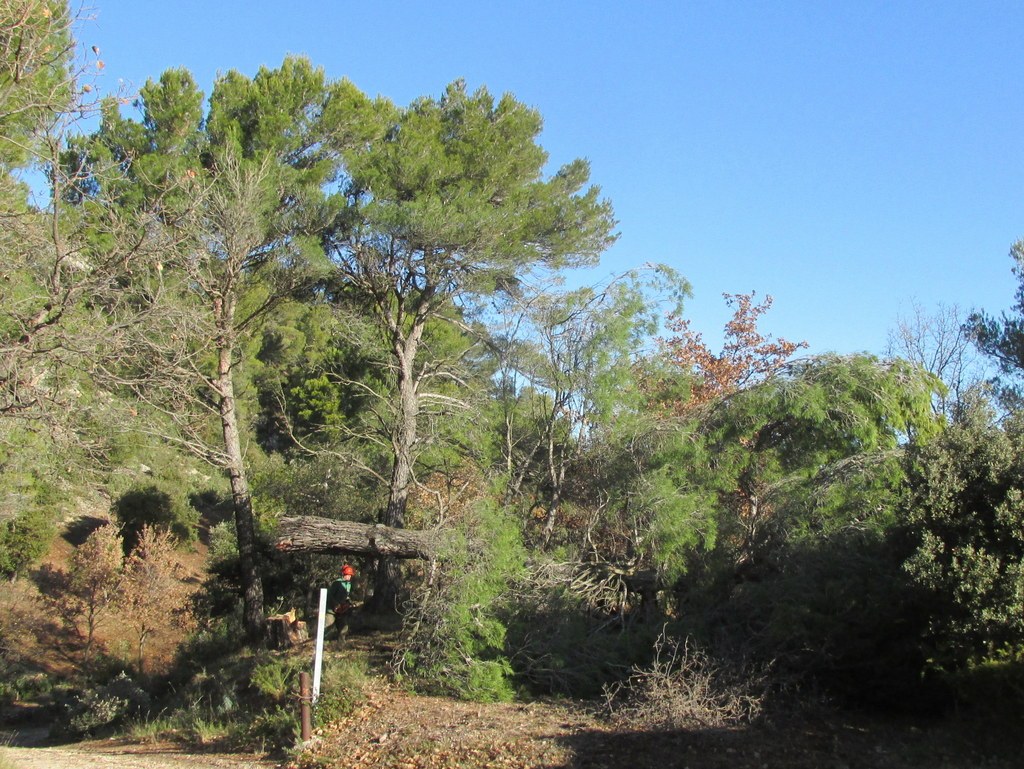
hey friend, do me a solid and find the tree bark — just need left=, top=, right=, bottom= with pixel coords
left=372, top=318, right=426, bottom=611
left=274, top=516, right=439, bottom=559
left=266, top=609, right=308, bottom=649
left=216, top=303, right=265, bottom=640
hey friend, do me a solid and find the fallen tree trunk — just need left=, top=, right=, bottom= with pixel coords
left=274, top=516, right=440, bottom=560
left=274, top=517, right=657, bottom=596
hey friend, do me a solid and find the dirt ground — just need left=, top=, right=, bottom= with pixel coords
left=2, top=665, right=1021, bottom=769
left=0, top=729, right=277, bottom=769
left=2, top=697, right=1019, bottom=769
left=1, top=742, right=277, bottom=769
left=288, top=676, right=1022, bottom=769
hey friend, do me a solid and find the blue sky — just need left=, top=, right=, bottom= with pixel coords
left=81, top=1, right=1024, bottom=356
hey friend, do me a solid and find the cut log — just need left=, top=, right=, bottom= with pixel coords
left=273, top=516, right=440, bottom=560
left=266, top=608, right=308, bottom=649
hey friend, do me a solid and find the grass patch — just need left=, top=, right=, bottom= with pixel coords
left=187, top=715, right=233, bottom=746
left=116, top=629, right=377, bottom=755
left=314, top=655, right=370, bottom=725
left=124, top=714, right=181, bottom=743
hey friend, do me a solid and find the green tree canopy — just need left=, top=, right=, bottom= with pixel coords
left=79, top=56, right=382, bottom=637
left=903, top=393, right=1024, bottom=668
left=325, top=80, right=618, bottom=606
left=642, top=354, right=943, bottom=582
left=971, top=239, right=1024, bottom=406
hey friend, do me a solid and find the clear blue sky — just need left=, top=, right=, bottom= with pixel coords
left=81, top=0, right=1024, bottom=356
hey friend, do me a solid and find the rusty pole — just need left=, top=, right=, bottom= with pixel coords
left=299, top=671, right=312, bottom=741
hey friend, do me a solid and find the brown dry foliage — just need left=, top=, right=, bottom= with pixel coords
left=120, top=525, right=195, bottom=675
left=659, top=292, right=806, bottom=412
left=604, top=631, right=767, bottom=730
left=62, top=523, right=124, bottom=660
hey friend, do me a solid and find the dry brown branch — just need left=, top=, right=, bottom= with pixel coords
left=604, top=629, right=767, bottom=729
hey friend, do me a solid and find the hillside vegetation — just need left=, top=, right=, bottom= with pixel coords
left=2, top=2, right=1024, bottom=766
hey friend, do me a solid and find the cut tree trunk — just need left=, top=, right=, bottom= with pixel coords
left=266, top=609, right=308, bottom=649
left=274, top=516, right=440, bottom=560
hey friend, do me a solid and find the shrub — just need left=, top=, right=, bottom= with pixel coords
left=149, top=643, right=319, bottom=753
left=113, top=484, right=197, bottom=553
left=604, top=631, right=766, bottom=729
left=0, top=663, right=57, bottom=708
left=708, top=525, right=929, bottom=706
left=0, top=507, right=54, bottom=579
left=251, top=656, right=305, bottom=701
left=396, top=498, right=525, bottom=702
left=314, top=656, right=368, bottom=724
left=946, top=648, right=1024, bottom=725
left=503, top=561, right=658, bottom=698
left=60, top=672, right=151, bottom=736
left=241, top=705, right=298, bottom=752
left=902, top=398, right=1024, bottom=670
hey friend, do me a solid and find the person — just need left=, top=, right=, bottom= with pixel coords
left=325, top=563, right=356, bottom=642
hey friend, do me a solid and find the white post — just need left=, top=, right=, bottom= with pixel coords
left=312, top=587, right=327, bottom=703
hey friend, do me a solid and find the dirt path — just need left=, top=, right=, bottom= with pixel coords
left=2, top=745, right=273, bottom=769
left=290, top=678, right=1020, bottom=769
left=1, top=738, right=278, bottom=769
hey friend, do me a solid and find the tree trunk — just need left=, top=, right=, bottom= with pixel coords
left=541, top=408, right=567, bottom=548
left=216, top=321, right=265, bottom=640
left=137, top=628, right=150, bottom=677
left=266, top=609, right=308, bottom=649
left=274, top=516, right=440, bottom=558
left=372, top=325, right=423, bottom=611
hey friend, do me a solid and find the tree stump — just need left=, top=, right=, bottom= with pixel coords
left=266, top=608, right=308, bottom=649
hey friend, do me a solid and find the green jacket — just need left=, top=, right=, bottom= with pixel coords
left=327, top=577, right=353, bottom=613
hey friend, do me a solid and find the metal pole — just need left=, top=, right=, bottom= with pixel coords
left=299, top=671, right=312, bottom=741
left=313, top=587, right=327, bottom=703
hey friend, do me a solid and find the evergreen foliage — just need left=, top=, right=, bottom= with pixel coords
left=112, top=484, right=196, bottom=552
left=971, top=239, right=1024, bottom=404
left=325, top=79, right=618, bottom=605
left=903, top=394, right=1024, bottom=669
left=0, top=0, right=74, bottom=168
left=0, top=506, right=53, bottom=578
left=398, top=497, right=526, bottom=701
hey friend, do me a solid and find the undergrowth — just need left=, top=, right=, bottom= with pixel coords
left=119, top=638, right=373, bottom=754
left=604, top=630, right=768, bottom=729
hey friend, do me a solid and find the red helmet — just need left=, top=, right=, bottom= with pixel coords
left=341, top=564, right=355, bottom=576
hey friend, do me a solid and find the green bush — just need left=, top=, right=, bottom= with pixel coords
left=60, top=672, right=151, bottom=736
left=0, top=663, right=57, bottom=707
left=0, top=507, right=54, bottom=578
left=313, top=656, right=368, bottom=724
left=902, top=396, right=1024, bottom=670
left=707, top=526, right=929, bottom=706
left=503, top=567, right=658, bottom=698
left=946, top=648, right=1024, bottom=724
left=398, top=498, right=526, bottom=702
left=241, top=705, right=298, bottom=752
left=151, top=638, right=320, bottom=753
left=251, top=656, right=305, bottom=701
left=113, top=484, right=197, bottom=552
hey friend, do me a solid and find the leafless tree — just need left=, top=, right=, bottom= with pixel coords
left=1, top=1, right=178, bottom=443
left=886, top=299, right=989, bottom=416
